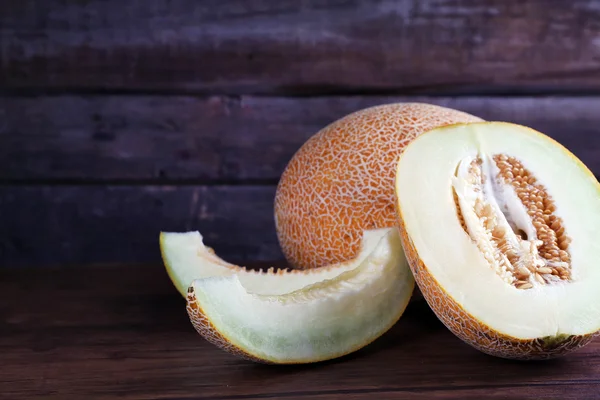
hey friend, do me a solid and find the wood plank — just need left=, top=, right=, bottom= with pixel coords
left=3, top=95, right=600, bottom=182
left=0, top=185, right=283, bottom=267
left=2, top=0, right=600, bottom=93
left=1, top=264, right=600, bottom=399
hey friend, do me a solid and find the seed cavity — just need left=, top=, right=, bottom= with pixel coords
left=453, top=154, right=572, bottom=290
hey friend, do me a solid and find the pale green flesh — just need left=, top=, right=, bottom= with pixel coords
left=191, top=229, right=414, bottom=363
left=160, top=229, right=390, bottom=297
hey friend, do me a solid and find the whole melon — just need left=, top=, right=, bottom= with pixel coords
left=274, top=102, right=484, bottom=269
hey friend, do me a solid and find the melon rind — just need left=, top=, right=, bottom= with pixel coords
left=185, top=228, right=414, bottom=364
left=394, top=121, right=600, bottom=360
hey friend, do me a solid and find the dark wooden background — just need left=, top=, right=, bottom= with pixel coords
left=3, top=0, right=600, bottom=268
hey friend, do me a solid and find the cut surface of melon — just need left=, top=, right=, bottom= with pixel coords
left=160, top=228, right=390, bottom=297
left=161, top=228, right=414, bottom=363
left=395, top=121, right=600, bottom=359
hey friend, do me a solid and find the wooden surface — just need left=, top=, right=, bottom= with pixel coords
left=3, top=95, right=600, bottom=182
left=2, top=0, right=600, bottom=94
left=3, top=3, right=600, bottom=398
left=3, top=0, right=600, bottom=268
left=1, top=264, right=600, bottom=399
left=0, top=185, right=281, bottom=267
left=3, top=96, right=600, bottom=267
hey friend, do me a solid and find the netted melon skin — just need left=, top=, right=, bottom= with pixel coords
left=395, top=214, right=597, bottom=360
left=275, top=103, right=483, bottom=270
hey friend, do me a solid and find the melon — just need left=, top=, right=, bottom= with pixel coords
left=394, top=121, right=600, bottom=359
left=160, top=228, right=414, bottom=363
left=274, top=102, right=483, bottom=269
left=161, top=228, right=388, bottom=298
left=159, top=102, right=484, bottom=363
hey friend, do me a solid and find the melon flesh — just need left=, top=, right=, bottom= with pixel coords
left=161, top=228, right=414, bottom=363
left=395, top=121, right=600, bottom=359
left=160, top=229, right=390, bottom=297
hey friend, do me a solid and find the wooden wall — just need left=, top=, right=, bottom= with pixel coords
left=2, top=0, right=600, bottom=267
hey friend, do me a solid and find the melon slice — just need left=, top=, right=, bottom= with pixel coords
left=160, top=228, right=391, bottom=297
left=395, top=121, right=600, bottom=359
left=160, top=228, right=414, bottom=364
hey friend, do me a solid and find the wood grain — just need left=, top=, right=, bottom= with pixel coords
left=1, top=264, right=599, bottom=399
left=2, top=0, right=600, bottom=94
left=0, top=185, right=282, bottom=267
left=3, top=95, right=600, bottom=182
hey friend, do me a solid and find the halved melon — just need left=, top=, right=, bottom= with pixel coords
left=395, top=121, right=600, bottom=359
left=160, top=228, right=414, bottom=363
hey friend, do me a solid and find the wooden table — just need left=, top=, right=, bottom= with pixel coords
left=2, top=264, right=599, bottom=399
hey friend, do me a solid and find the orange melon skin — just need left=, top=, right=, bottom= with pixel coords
left=395, top=210, right=598, bottom=360
left=275, top=103, right=484, bottom=270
